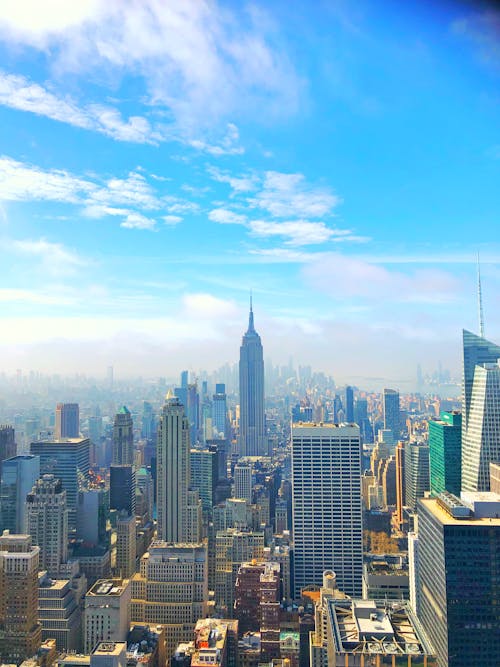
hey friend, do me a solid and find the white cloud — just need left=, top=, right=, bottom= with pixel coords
left=248, top=247, right=317, bottom=263
left=163, top=215, right=183, bottom=225
left=189, top=123, right=244, bottom=156
left=207, top=166, right=257, bottom=193
left=9, top=238, right=86, bottom=275
left=0, top=0, right=302, bottom=130
left=0, top=287, right=75, bottom=305
left=182, top=293, right=238, bottom=319
left=120, top=213, right=156, bottom=230
left=248, top=219, right=363, bottom=246
left=208, top=208, right=247, bottom=225
left=303, top=253, right=460, bottom=304
left=250, top=171, right=341, bottom=218
left=0, top=70, right=161, bottom=144
left=88, top=171, right=160, bottom=210
left=0, top=155, right=95, bottom=202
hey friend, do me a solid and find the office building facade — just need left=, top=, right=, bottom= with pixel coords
left=429, top=411, right=462, bottom=496
left=55, top=403, right=80, bottom=439
left=112, top=407, right=134, bottom=466
left=383, top=388, right=400, bottom=440
left=156, top=394, right=191, bottom=543
left=418, top=493, right=500, bottom=667
left=0, top=454, right=40, bottom=534
left=404, top=442, right=430, bottom=510
left=291, top=423, right=363, bottom=598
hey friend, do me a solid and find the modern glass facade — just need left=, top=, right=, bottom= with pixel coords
left=418, top=496, right=500, bottom=667
left=428, top=411, right=461, bottom=496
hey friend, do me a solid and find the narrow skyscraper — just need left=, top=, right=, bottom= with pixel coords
left=156, top=393, right=191, bottom=542
left=382, top=388, right=400, bottom=440
left=55, top=403, right=79, bottom=439
left=239, top=299, right=265, bottom=456
left=112, top=406, right=134, bottom=466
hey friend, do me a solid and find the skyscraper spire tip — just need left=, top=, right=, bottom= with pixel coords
left=477, top=252, right=485, bottom=338
left=248, top=291, right=255, bottom=333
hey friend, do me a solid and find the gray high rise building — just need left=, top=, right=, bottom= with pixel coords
left=26, top=474, right=68, bottom=575
left=383, top=388, right=400, bottom=439
left=55, top=403, right=80, bottom=439
left=212, top=383, right=227, bottom=437
left=239, top=300, right=265, bottom=456
left=0, top=454, right=40, bottom=533
left=404, top=441, right=430, bottom=510
left=112, top=406, right=134, bottom=466
left=0, top=426, right=16, bottom=478
left=462, top=329, right=500, bottom=435
left=418, top=493, right=500, bottom=667
left=292, top=423, right=363, bottom=598
left=30, top=438, right=90, bottom=531
left=462, top=360, right=500, bottom=491
left=156, top=393, right=191, bottom=542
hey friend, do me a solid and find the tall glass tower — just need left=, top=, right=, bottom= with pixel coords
left=239, top=300, right=265, bottom=456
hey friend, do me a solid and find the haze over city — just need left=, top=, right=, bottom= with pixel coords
left=0, top=0, right=498, bottom=382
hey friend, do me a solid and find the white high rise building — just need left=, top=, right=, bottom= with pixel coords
left=462, top=360, right=500, bottom=491
left=156, top=393, right=191, bottom=542
left=233, top=463, right=252, bottom=504
left=291, top=423, right=363, bottom=598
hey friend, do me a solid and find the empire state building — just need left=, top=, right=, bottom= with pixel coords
left=239, top=299, right=266, bottom=456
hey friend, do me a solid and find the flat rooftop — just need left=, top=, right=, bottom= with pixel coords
left=328, top=599, right=435, bottom=657
left=93, top=642, right=126, bottom=657
left=88, top=579, right=128, bottom=596
left=420, top=497, right=500, bottom=526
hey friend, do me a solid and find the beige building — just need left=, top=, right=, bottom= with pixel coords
left=0, top=532, right=42, bottom=664
left=215, top=529, right=264, bottom=616
left=38, top=572, right=84, bottom=652
left=84, top=579, right=131, bottom=653
left=115, top=511, right=136, bottom=579
left=130, top=541, right=208, bottom=660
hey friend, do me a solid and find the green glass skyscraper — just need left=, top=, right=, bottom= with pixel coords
left=428, top=411, right=461, bottom=496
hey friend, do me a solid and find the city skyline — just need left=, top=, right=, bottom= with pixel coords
left=0, top=1, right=498, bottom=378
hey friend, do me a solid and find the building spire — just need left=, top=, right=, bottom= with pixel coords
left=477, top=252, right=485, bottom=338
left=248, top=291, right=255, bottom=333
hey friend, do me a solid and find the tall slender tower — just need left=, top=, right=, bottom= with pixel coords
left=55, top=403, right=79, bottom=439
left=156, top=393, right=191, bottom=542
left=239, top=298, right=265, bottom=456
left=112, top=406, right=134, bottom=466
left=26, top=474, right=68, bottom=575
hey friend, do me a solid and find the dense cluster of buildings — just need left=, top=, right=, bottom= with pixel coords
left=0, top=303, right=498, bottom=667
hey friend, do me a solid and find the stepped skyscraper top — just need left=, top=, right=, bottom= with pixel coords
left=239, top=297, right=266, bottom=457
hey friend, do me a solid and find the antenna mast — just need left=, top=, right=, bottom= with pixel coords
left=477, top=253, right=485, bottom=338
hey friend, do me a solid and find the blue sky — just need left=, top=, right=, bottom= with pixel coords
left=0, top=0, right=498, bottom=384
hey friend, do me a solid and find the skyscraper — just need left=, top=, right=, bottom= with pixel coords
left=55, top=403, right=80, bottom=439
left=291, top=423, right=363, bottom=598
left=30, top=438, right=90, bottom=531
left=344, top=386, right=354, bottom=422
left=239, top=300, right=265, bottom=456
left=112, top=406, right=134, bottom=466
left=0, top=426, right=16, bottom=478
left=212, top=383, right=227, bottom=437
left=156, top=393, right=191, bottom=542
left=26, top=474, right=68, bottom=575
left=382, top=388, right=400, bottom=440
left=462, top=329, right=500, bottom=434
left=462, top=360, right=500, bottom=491
left=233, top=463, right=252, bottom=504
left=0, top=454, right=40, bottom=533
left=404, top=441, right=430, bottom=511
left=428, top=411, right=462, bottom=496
left=0, top=532, right=42, bottom=663
left=418, top=493, right=500, bottom=667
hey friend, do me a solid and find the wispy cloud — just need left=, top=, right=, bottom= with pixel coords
left=248, top=220, right=368, bottom=246
left=189, top=123, right=244, bottom=156
left=250, top=171, right=341, bottom=218
left=209, top=208, right=247, bottom=224
left=0, top=155, right=193, bottom=231
left=120, top=213, right=157, bottom=231
left=0, top=1, right=302, bottom=132
left=207, top=166, right=257, bottom=193
left=0, top=71, right=162, bottom=144
left=303, top=253, right=460, bottom=304
left=7, top=237, right=86, bottom=276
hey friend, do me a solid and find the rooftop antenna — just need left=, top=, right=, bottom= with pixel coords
left=477, top=252, right=485, bottom=338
